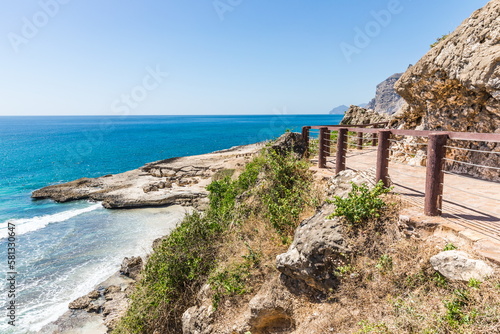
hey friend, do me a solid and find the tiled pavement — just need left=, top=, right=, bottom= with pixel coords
left=312, top=148, right=500, bottom=264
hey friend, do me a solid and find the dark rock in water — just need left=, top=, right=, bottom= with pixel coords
left=270, top=132, right=307, bottom=158
left=120, top=256, right=143, bottom=280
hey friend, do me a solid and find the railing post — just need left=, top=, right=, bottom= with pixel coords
left=376, top=130, right=391, bottom=187
left=318, top=127, right=327, bottom=168
left=335, top=128, right=347, bottom=174
left=425, top=133, right=448, bottom=216
left=324, top=129, right=331, bottom=157
left=371, top=132, right=378, bottom=146
left=357, top=132, right=363, bottom=150
left=302, top=126, right=310, bottom=157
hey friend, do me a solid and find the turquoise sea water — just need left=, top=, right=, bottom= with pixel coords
left=0, top=115, right=341, bottom=332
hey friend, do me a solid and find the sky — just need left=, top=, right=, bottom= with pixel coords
left=0, top=0, right=491, bottom=116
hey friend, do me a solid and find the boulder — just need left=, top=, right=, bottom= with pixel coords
left=276, top=169, right=378, bottom=292
left=120, top=256, right=143, bottom=280
left=271, top=132, right=307, bottom=158
left=276, top=208, right=348, bottom=292
left=181, top=305, right=215, bottom=334
left=340, top=105, right=390, bottom=126
left=430, top=250, right=495, bottom=281
left=102, top=287, right=130, bottom=330
left=68, top=296, right=92, bottom=310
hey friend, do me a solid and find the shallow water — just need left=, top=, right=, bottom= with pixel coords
left=0, top=115, right=341, bottom=332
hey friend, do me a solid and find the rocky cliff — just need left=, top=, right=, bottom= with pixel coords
left=366, top=73, right=405, bottom=115
left=392, top=0, right=500, bottom=179
left=340, top=105, right=390, bottom=125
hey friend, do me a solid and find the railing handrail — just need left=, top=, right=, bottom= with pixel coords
left=308, top=121, right=388, bottom=130
left=316, top=126, right=500, bottom=143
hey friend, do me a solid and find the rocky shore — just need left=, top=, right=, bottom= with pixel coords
left=34, top=141, right=267, bottom=334
left=32, top=142, right=264, bottom=209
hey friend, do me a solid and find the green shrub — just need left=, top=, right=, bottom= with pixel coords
left=443, top=243, right=457, bottom=251
left=114, top=143, right=314, bottom=333
left=468, top=278, right=481, bottom=288
left=260, top=150, right=312, bottom=239
left=430, top=34, right=449, bottom=48
left=206, top=176, right=236, bottom=221
left=327, top=181, right=391, bottom=225
left=209, top=245, right=261, bottom=308
left=376, top=254, right=393, bottom=274
left=443, top=289, right=476, bottom=327
left=114, top=211, right=222, bottom=333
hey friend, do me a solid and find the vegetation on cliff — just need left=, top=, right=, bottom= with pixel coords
left=113, top=143, right=317, bottom=333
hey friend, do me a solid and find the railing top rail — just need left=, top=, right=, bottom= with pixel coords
left=307, top=124, right=500, bottom=143
left=308, top=122, right=388, bottom=130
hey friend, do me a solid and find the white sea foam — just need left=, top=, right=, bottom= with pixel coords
left=1, top=203, right=102, bottom=236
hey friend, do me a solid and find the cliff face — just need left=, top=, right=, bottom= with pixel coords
left=367, top=73, right=405, bottom=115
left=393, top=0, right=500, bottom=179
left=394, top=0, right=500, bottom=133
left=340, top=105, right=390, bottom=125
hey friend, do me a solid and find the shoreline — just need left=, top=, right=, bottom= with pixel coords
left=34, top=142, right=267, bottom=333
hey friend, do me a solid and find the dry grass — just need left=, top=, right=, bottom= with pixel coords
left=210, top=193, right=500, bottom=334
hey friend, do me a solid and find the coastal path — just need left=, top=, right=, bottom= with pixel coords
left=303, top=124, right=500, bottom=262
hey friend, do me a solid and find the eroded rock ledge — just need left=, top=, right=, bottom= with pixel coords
left=31, top=142, right=265, bottom=209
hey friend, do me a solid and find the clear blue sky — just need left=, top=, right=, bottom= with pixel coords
left=0, top=0, right=490, bottom=115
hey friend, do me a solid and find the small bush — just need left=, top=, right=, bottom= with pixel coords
left=327, top=181, right=391, bottom=225
left=260, top=150, right=312, bottom=239
left=430, top=34, right=449, bottom=48
left=443, top=289, right=476, bottom=327
left=443, top=243, right=457, bottom=251
left=114, top=211, right=222, bottom=333
left=376, top=254, right=393, bottom=274
left=468, top=278, right=481, bottom=289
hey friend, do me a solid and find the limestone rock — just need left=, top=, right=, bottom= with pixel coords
left=430, top=250, right=495, bottom=281
left=366, top=73, right=406, bottom=115
left=102, top=287, right=130, bottom=330
left=276, top=206, right=348, bottom=292
left=181, top=304, right=215, bottom=334
left=270, top=132, right=307, bottom=158
left=393, top=0, right=500, bottom=180
left=340, top=105, right=390, bottom=126
left=276, top=170, right=377, bottom=292
left=31, top=141, right=265, bottom=209
left=68, top=296, right=92, bottom=310
left=241, top=276, right=297, bottom=333
left=120, top=256, right=143, bottom=280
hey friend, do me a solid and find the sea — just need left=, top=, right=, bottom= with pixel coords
left=0, top=114, right=342, bottom=333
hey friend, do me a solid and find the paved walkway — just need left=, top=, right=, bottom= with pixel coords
left=313, top=148, right=500, bottom=263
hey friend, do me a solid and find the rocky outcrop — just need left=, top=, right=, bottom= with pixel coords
left=276, top=170, right=375, bottom=292
left=120, top=256, right=143, bottom=280
left=270, top=132, right=307, bottom=159
left=393, top=0, right=500, bottom=179
left=366, top=73, right=406, bottom=115
left=32, top=142, right=265, bottom=209
left=340, top=105, right=390, bottom=126
left=430, top=250, right=495, bottom=281
left=276, top=210, right=346, bottom=292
